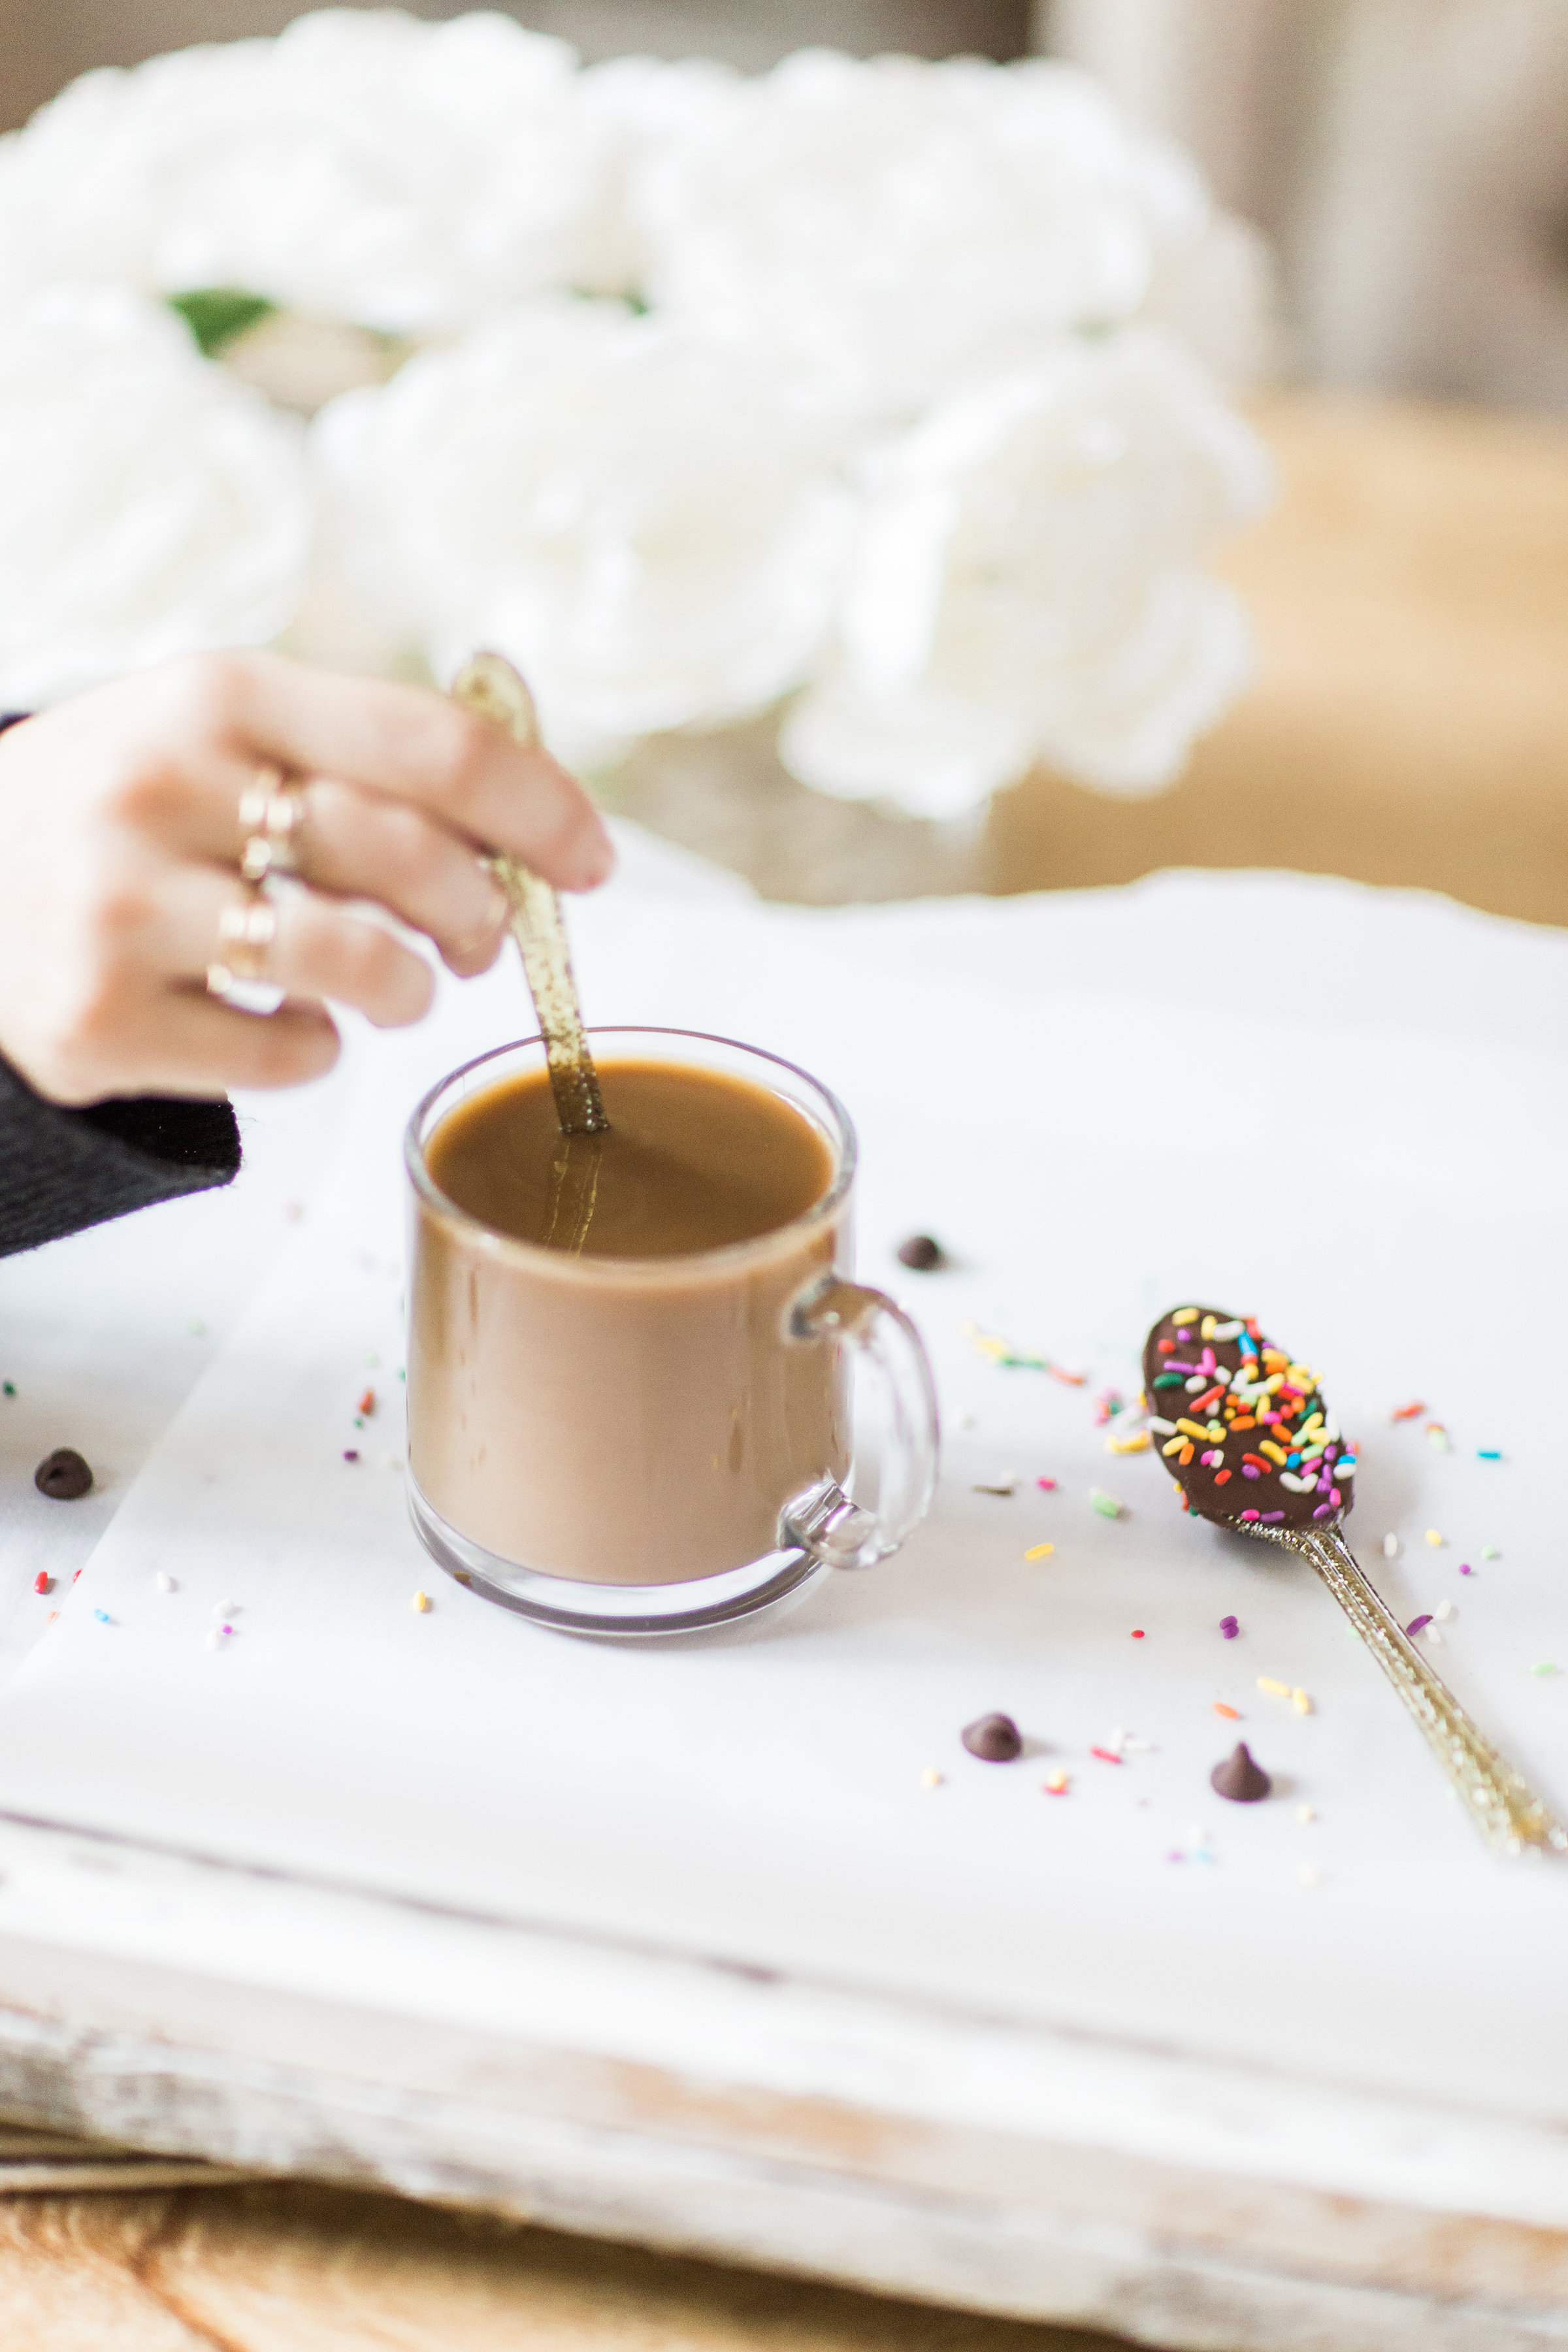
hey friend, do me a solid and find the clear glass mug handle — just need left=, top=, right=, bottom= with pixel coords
left=779, top=1275, right=940, bottom=1571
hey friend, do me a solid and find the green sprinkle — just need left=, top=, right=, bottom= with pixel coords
left=1531, top=1662, right=1558, bottom=1678
left=365, top=1351, right=380, bottom=1368
left=397, top=1368, right=406, bottom=1382
left=1, top=1380, right=14, bottom=1397
left=1090, top=1488, right=1126, bottom=1520
left=1152, top=1373, right=1185, bottom=1390
left=1481, top=1544, right=1501, bottom=1560
left=168, top=286, right=274, bottom=355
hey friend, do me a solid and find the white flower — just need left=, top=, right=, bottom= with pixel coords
left=779, top=331, right=1274, bottom=819
left=0, top=287, right=312, bottom=707
left=630, top=49, right=1270, bottom=422
left=0, top=10, right=613, bottom=335
left=313, top=301, right=852, bottom=765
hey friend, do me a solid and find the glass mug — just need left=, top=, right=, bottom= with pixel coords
left=404, top=1028, right=939, bottom=1636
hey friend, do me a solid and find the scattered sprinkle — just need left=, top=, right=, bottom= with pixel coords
left=1035, top=1475, right=1057, bottom=1492
left=283, top=1201, right=304, bottom=1221
left=1477, top=1448, right=1503, bottom=1461
left=359, top=1388, right=376, bottom=1416
left=92, top=1609, right=111, bottom=1625
left=1213, top=1703, right=1241, bottom=1721
left=921, top=1766, right=945, bottom=1789
left=1481, top=1544, right=1501, bottom=1561
left=1425, top=1529, right=1444, bottom=1548
left=1406, top=1614, right=1433, bottom=1637
left=1298, top=1864, right=1322, bottom=1888
left=1257, top=1676, right=1290, bottom=1698
left=1043, top=1769, right=1070, bottom=1795
left=1459, top=1562, right=1473, bottom=1576
left=32, top=1571, right=50, bottom=1595
left=1130, top=1628, right=1146, bottom=1641
left=1296, top=1804, right=1316, bottom=1823
left=412, top=1590, right=431, bottom=1612
left=189, top=1318, right=206, bottom=1337
left=961, top=1322, right=1086, bottom=1384
left=155, top=1572, right=176, bottom=1594
left=972, top=1482, right=1014, bottom=1497
left=1, top=1380, right=14, bottom=1397
left=1089, top=1746, right=1123, bottom=1765
left=1106, top=1429, right=1150, bottom=1454
left=1382, top=1533, right=1401, bottom=1560
left=1428, top=1626, right=1444, bottom=1646
left=1023, top=1543, right=1055, bottom=1561
left=1090, top=1489, right=1126, bottom=1520
left=1426, top=1423, right=1452, bottom=1452
left=342, top=1448, right=359, bottom=1463
left=1531, top=1662, right=1559, bottom=1678
left=206, top=1627, right=229, bottom=1650
left=1219, top=1614, right=1239, bottom=1640
left=1435, top=1600, right=1456, bottom=1622
left=1292, top=1687, right=1313, bottom=1714
left=212, top=1603, right=240, bottom=1620
left=1390, top=1400, right=1426, bottom=1422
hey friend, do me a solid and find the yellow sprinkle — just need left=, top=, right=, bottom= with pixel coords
left=412, top=1590, right=431, bottom=1612
left=1175, top=1417, right=1211, bottom=1441
left=1162, top=1435, right=1187, bottom=1457
left=1259, top=1440, right=1288, bottom=1466
left=1200, top=1315, right=1217, bottom=1339
left=1297, top=1804, right=1316, bottom=1823
left=1257, top=1676, right=1291, bottom=1698
left=921, top=1766, right=945, bottom=1789
left=1044, top=1769, right=1070, bottom=1794
left=1425, top=1528, right=1444, bottom=1548
left=1292, top=1687, right=1313, bottom=1715
left=1024, top=1542, right=1056, bottom=1560
left=1107, top=1430, right=1150, bottom=1454
left=1170, top=1307, right=1199, bottom=1324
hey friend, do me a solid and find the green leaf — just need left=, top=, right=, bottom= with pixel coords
left=168, top=288, right=275, bottom=357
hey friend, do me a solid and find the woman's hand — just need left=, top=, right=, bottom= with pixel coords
left=0, top=651, right=613, bottom=1105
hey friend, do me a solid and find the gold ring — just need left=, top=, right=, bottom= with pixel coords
left=206, top=886, right=278, bottom=996
left=238, top=765, right=307, bottom=883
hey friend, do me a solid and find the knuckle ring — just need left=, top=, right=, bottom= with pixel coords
left=206, top=884, right=279, bottom=996
left=238, top=763, right=308, bottom=883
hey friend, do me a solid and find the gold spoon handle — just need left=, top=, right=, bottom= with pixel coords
left=1273, top=1524, right=1566, bottom=1856
left=449, top=653, right=608, bottom=1137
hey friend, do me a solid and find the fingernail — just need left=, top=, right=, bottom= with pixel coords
left=572, top=831, right=615, bottom=890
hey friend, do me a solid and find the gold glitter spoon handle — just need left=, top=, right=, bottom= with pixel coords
left=1248, top=1520, right=1567, bottom=1857
left=449, top=652, right=608, bottom=1137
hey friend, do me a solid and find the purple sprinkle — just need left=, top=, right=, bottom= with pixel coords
left=1166, top=1850, right=1186, bottom=1863
left=1220, top=1615, right=1239, bottom=1639
left=1459, top=1563, right=1473, bottom=1576
left=1166, top=1358, right=1198, bottom=1373
left=1241, top=1464, right=1262, bottom=1480
left=1262, top=1511, right=1285, bottom=1524
left=343, top=1448, right=359, bottom=1463
left=1406, top=1614, right=1433, bottom=1637
left=1313, top=1503, right=1333, bottom=1520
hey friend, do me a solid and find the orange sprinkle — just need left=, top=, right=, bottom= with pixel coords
left=1213, top=1702, right=1241, bottom=1720
left=1390, top=1399, right=1426, bottom=1421
left=359, top=1388, right=377, bottom=1416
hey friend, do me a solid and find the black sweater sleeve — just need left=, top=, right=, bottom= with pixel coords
left=0, top=713, right=242, bottom=1258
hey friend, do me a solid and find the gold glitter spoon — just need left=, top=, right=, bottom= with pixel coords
left=1145, top=1304, right=1567, bottom=1859
left=449, top=651, right=608, bottom=1141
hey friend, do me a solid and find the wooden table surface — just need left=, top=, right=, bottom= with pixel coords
left=8, top=387, right=1568, bottom=2352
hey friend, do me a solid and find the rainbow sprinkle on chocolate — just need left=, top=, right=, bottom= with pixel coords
left=1141, top=1306, right=1356, bottom=1531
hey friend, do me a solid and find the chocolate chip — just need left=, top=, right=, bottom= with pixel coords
left=35, top=1448, right=93, bottom=1501
left=896, top=1234, right=943, bottom=1271
left=1210, top=1742, right=1271, bottom=1802
left=962, top=1711, right=1022, bottom=1761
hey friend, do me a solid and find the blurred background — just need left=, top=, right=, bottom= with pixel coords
left=4, top=0, right=1568, bottom=917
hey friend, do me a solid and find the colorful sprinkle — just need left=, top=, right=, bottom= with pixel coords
left=1426, top=1423, right=1452, bottom=1452
left=92, top=1608, right=111, bottom=1624
left=1043, top=1770, right=1070, bottom=1795
left=1425, top=1529, right=1443, bottom=1547
left=155, top=1572, right=176, bottom=1593
left=1220, top=1615, right=1239, bottom=1639
left=1390, top=1401, right=1425, bottom=1422
left=1130, top=1628, right=1146, bottom=1641
left=1296, top=1805, right=1316, bottom=1823
left=1477, top=1448, right=1502, bottom=1461
left=342, top=1449, right=359, bottom=1463
left=359, top=1388, right=377, bottom=1416
left=1213, top=1702, right=1241, bottom=1721
left=1382, top=1533, right=1400, bottom=1560
left=1406, top=1614, right=1433, bottom=1637
left=1090, top=1489, right=1127, bottom=1519
left=1036, top=1475, right=1058, bottom=1492
left=1, top=1381, right=14, bottom=1397
left=1107, top=1429, right=1151, bottom=1454
left=1292, top=1688, right=1313, bottom=1714
left=921, top=1766, right=945, bottom=1789
left=1435, top=1600, right=1455, bottom=1622
left=1531, top=1663, right=1559, bottom=1678
left=1023, top=1543, right=1055, bottom=1560
left=32, top=1571, right=50, bottom=1595
left=1090, top=1746, right=1123, bottom=1763
left=1481, top=1544, right=1501, bottom=1560
left=1257, top=1677, right=1290, bottom=1699
left=412, top=1590, right=431, bottom=1612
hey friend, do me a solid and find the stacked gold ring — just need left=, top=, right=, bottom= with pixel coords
left=206, top=894, right=278, bottom=997
left=238, top=764, right=308, bottom=883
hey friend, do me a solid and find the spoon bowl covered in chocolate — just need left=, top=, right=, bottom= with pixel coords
left=1146, top=1303, right=1565, bottom=1860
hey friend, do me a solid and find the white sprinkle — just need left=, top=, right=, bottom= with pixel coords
left=211, top=1603, right=242, bottom=1620
left=1428, top=1625, right=1444, bottom=1646
left=1296, top=1804, right=1316, bottom=1823
left=1298, top=1864, right=1322, bottom=1888
left=1435, top=1600, right=1456, bottom=1622
left=205, top=1627, right=229, bottom=1650
left=154, top=1571, right=176, bottom=1595
left=921, top=1766, right=944, bottom=1789
left=1382, top=1533, right=1401, bottom=1560
left=957, top=1412, right=976, bottom=1431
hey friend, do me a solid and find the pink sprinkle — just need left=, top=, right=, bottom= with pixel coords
left=1241, top=1509, right=1260, bottom=1522
left=1406, top=1614, right=1433, bottom=1637
left=1090, top=1746, right=1123, bottom=1763
left=1459, top=1563, right=1473, bottom=1576
left=1330, top=1488, right=1342, bottom=1506
left=1036, top=1476, right=1058, bottom=1492
left=1130, top=1628, right=1146, bottom=1640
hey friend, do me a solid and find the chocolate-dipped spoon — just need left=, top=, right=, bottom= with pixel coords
left=1145, top=1305, right=1566, bottom=1858
left=449, top=652, right=608, bottom=1139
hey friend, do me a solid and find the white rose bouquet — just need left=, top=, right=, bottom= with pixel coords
left=0, top=10, right=1275, bottom=816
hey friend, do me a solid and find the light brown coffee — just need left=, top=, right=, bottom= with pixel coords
left=408, top=1056, right=851, bottom=1585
